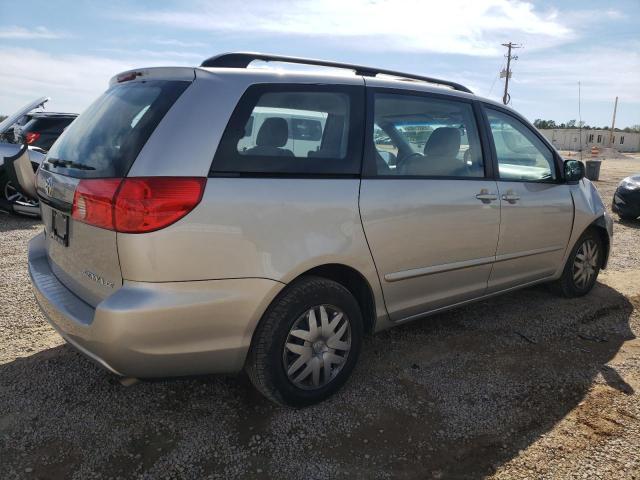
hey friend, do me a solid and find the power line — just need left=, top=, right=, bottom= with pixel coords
left=501, top=42, right=522, bottom=105
left=488, top=61, right=505, bottom=97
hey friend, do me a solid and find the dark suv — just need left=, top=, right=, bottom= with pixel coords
left=17, top=112, right=77, bottom=151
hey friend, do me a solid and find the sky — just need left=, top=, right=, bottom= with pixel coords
left=1, top=0, right=638, bottom=128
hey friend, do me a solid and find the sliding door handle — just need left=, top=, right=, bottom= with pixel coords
left=476, top=189, right=498, bottom=203
left=501, top=191, right=521, bottom=204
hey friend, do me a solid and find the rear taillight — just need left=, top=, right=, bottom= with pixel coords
left=25, top=132, right=41, bottom=144
left=72, top=179, right=122, bottom=230
left=114, top=177, right=206, bottom=233
left=71, top=177, right=205, bottom=233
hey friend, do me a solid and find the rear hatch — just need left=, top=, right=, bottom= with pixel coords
left=36, top=78, right=191, bottom=307
left=0, top=96, right=49, bottom=135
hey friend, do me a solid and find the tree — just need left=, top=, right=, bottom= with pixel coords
left=533, top=119, right=557, bottom=129
left=566, top=119, right=576, bottom=128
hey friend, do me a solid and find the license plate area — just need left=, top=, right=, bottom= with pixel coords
left=52, top=210, right=69, bottom=247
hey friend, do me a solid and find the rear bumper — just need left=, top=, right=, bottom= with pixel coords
left=28, top=233, right=284, bottom=377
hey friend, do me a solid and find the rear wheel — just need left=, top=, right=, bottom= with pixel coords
left=4, top=180, right=38, bottom=208
left=246, top=276, right=363, bottom=407
left=552, top=229, right=603, bottom=297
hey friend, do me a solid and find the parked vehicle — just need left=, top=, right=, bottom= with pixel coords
left=0, top=97, right=49, bottom=216
left=15, top=112, right=78, bottom=151
left=17, top=53, right=613, bottom=407
left=0, top=97, right=48, bottom=143
left=612, top=175, right=640, bottom=220
left=0, top=114, right=33, bottom=144
left=238, top=109, right=327, bottom=157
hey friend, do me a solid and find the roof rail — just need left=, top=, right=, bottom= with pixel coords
left=200, top=52, right=473, bottom=94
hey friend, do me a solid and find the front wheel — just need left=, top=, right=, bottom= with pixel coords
left=552, top=229, right=603, bottom=297
left=246, top=276, right=363, bottom=407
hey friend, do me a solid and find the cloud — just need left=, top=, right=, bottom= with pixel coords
left=604, top=9, right=624, bottom=19
left=465, top=44, right=640, bottom=125
left=513, top=46, right=640, bottom=103
left=121, top=0, right=573, bottom=56
left=96, top=47, right=204, bottom=60
left=151, top=38, right=207, bottom=48
left=0, top=26, right=70, bottom=40
left=0, top=48, right=192, bottom=115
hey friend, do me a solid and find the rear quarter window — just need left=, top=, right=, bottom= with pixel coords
left=43, top=80, right=189, bottom=178
left=212, top=84, right=364, bottom=176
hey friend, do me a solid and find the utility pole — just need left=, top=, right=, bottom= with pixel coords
left=501, top=42, right=521, bottom=105
left=578, top=81, right=582, bottom=160
left=609, top=96, right=618, bottom=147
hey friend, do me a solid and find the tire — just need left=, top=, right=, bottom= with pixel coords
left=552, top=229, right=603, bottom=298
left=246, top=276, right=363, bottom=407
left=618, top=213, right=638, bottom=221
left=0, top=169, right=12, bottom=213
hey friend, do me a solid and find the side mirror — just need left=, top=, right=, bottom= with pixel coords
left=564, top=159, right=585, bottom=184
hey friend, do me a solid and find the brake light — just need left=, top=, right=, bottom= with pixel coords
left=114, top=178, right=206, bottom=233
left=72, top=179, right=122, bottom=230
left=71, top=177, right=205, bottom=233
left=25, top=132, right=41, bottom=144
left=117, top=71, right=142, bottom=83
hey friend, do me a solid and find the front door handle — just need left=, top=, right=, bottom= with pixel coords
left=476, top=189, right=498, bottom=204
left=501, top=190, right=521, bottom=204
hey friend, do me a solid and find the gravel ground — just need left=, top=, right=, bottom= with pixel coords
left=1, top=156, right=639, bottom=479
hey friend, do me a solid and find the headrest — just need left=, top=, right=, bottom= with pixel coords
left=501, top=130, right=519, bottom=151
left=256, top=117, right=289, bottom=147
left=424, top=127, right=461, bottom=158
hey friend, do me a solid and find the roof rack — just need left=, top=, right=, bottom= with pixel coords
left=200, top=52, right=473, bottom=94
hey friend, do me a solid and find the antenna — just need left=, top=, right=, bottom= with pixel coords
left=609, top=96, right=619, bottom=147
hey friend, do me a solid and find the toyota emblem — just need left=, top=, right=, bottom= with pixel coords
left=45, top=176, right=53, bottom=196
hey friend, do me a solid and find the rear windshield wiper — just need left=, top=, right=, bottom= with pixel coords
left=47, top=158, right=96, bottom=170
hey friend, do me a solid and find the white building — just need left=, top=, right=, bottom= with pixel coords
left=539, top=129, right=640, bottom=153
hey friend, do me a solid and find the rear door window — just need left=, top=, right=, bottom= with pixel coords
left=367, top=93, right=484, bottom=178
left=212, top=85, right=364, bottom=175
left=42, top=80, right=189, bottom=178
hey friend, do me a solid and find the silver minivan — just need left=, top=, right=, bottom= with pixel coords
left=23, top=53, right=612, bottom=406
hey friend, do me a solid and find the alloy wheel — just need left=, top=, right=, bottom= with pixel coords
left=573, top=239, right=599, bottom=289
left=4, top=181, right=38, bottom=208
left=282, top=305, right=351, bottom=390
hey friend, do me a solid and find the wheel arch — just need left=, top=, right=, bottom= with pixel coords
left=293, top=264, right=377, bottom=335
left=253, top=263, right=378, bottom=338
left=588, top=215, right=612, bottom=269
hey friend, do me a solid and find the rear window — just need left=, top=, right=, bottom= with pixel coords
left=23, top=117, right=75, bottom=132
left=43, top=80, right=189, bottom=178
left=212, top=84, right=364, bottom=176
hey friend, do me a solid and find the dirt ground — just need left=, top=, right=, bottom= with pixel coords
left=1, top=155, right=639, bottom=479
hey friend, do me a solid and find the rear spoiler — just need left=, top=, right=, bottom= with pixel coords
left=108, top=67, right=196, bottom=86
